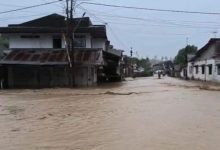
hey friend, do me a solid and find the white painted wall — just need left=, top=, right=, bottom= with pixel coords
left=92, top=38, right=106, bottom=50
left=180, top=69, right=185, bottom=78
left=187, top=59, right=220, bottom=83
left=9, top=34, right=58, bottom=49
left=85, top=34, right=92, bottom=48
left=187, top=62, right=194, bottom=79
left=7, top=33, right=107, bottom=50
left=8, top=33, right=94, bottom=49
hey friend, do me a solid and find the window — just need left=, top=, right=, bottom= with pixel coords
left=218, top=65, right=220, bottom=75
left=53, top=36, right=62, bottom=49
left=201, top=65, right=205, bottom=74
left=195, top=66, right=199, bottom=74
left=21, top=35, right=40, bottom=38
left=208, top=65, right=212, bottom=75
left=74, top=35, right=86, bottom=48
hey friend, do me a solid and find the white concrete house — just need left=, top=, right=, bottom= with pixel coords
left=0, top=14, right=123, bottom=88
left=0, top=14, right=108, bottom=50
left=187, top=38, right=220, bottom=83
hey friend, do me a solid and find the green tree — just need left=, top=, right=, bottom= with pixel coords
left=0, top=36, right=8, bottom=49
left=0, top=36, right=8, bottom=57
left=132, top=57, right=152, bottom=75
left=174, top=45, right=197, bottom=66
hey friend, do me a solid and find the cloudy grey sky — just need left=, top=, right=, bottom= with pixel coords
left=0, top=0, right=220, bottom=58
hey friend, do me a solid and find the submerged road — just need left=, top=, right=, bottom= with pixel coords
left=0, top=77, right=220, bottom=150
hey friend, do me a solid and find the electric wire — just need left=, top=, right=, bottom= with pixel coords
left=80, top=2, right=220, bottom=15
left=0, top=0, right=63, bottom=15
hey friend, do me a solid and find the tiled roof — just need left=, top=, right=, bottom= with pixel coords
left=1, top=49, right=103, bottom=66
left=192, top=38, right=220, bottom=61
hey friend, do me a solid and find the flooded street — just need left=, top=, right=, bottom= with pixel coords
left=1, top=77, right=220, bottom=150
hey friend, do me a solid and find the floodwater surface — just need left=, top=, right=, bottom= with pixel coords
left=1, top=77, right=220, bottom=150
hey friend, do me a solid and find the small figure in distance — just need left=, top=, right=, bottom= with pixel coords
left=158, top=71, right=161, bottom=79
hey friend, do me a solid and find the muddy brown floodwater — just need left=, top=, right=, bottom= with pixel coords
left=1, top=77, right=220, bottom=150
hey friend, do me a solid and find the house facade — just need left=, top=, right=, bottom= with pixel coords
left=0, top=14, right=122, bottom=88
left=187, top=38, right=220, bottom=83
left=2, top=14, right=108, bottom=50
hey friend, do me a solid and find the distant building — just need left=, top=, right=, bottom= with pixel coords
left=187, top=38, right=220, bottom=82
left=153, top=61, right=174, bottom=76
left=152, top=63, right=163, bottom=73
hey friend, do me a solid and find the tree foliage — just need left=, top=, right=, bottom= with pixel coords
left=174, top=45, right=197, bottom=66
left=0, top=36, right=9, bottom=49
left=132, top=57, right=152, bottom=75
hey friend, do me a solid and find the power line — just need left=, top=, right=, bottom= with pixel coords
left=0, top=13, right=54, bottom=22
left=79, top=6, right=129, bottom=50
left=80, top=2, right=220, bottom=15
left=76, top=7, right=220, bottom=26
left=0, top=0, right=63, bottom=15
left=78, top=6, right=107, bottom=24
left=0, top=3, right=24, bottom=8
left=92, top=20, right=212, bottom=37
left=78, top=7, right=197, bottom=39
left=77, top=7, right=219, bottom=30
left=83, top=14, right=212, bottom=36
left=41, top=0, right=64, bottom=10
left=98, top=15, right=219, bottom=29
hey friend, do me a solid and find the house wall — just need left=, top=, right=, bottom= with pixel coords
left=92, top=38, right=106, bottom=50
left=8, top=34, right=59, bottom=49
left=187, top=62, right=194, bottom=79
left=85, top=34, right=92, bottom=48
left=187, top=59, right=220, bottom=83
left=7, top=33, right=106, bottom=50
left=7, top=65, right=69, bottom=88
left=74, top=66, right=97, bottom=86
left=187, top=41, right=220, bottom=83
left=180, top=69, right=185, bottom=78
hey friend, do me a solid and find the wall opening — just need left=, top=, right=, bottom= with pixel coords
left=201, top=65, right=205, bottom=74
left=218, top=65, right=220, bottom=75
left=208, top=65, right=212, bottom=75
left=53, top=36, right=62, bottom=49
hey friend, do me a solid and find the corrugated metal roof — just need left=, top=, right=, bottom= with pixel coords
left=1, top=49, right=103, bottom=66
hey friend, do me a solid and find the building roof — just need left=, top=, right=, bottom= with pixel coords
left=191, top=38, right=220, bottom=61
left=0, top=48, right=103, bottom=66
left=9, top=13, right=92, bottom=28
left=0, top=13, right=107, bottom=38
left=0, top=26, right=107, bottom=38
left=106, top=49, right=123, bottom=57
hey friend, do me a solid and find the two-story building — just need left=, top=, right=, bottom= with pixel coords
left=0, top=13, right=122, bottom=88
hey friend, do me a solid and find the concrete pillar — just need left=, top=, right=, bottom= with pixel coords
left=8, top=66, right=14, bottom=88
left=50, top=67, right=53, bottom=87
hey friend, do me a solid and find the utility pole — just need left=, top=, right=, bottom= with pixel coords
left=66, top=0, right=75, bottom=87
left=130, top=47, right=133, bottom=57
left=130, top=47, right=133, bottom=77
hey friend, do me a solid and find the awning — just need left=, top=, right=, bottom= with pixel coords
left=0, top=48, right=103, bottom=66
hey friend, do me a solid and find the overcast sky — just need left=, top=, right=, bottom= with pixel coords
left=0, top=0, right=220, bottom=59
